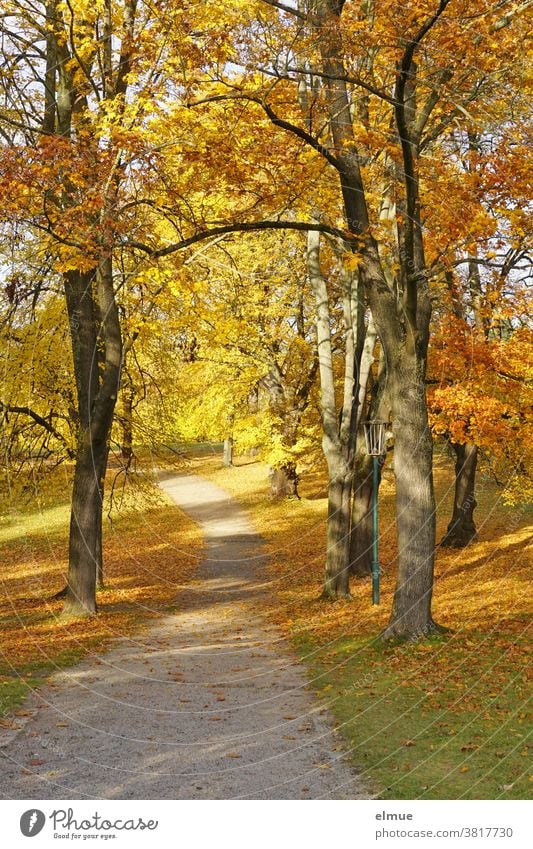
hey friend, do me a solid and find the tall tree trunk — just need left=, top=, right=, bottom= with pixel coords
left=440, top=442, right=478, bottom=547
left=62, top=256, right=122, bottom=617
left=62, top=269, right=100, bottom=615
left=223, top=410, right=235, bottom=467
left=381, top=354, right=440, bottom=639
left=349, top=448, right=373, bottom=576
left=307, top=230, right=362, bottom=599
left=266, top=0, right=445, bottom=630
left=323, top=468, right=352, bottom=598
left=39, top=0, right=130, bottom=616
left=63, top=433, right=107, bottom=616
left=349, top=317, right=380, bottom=577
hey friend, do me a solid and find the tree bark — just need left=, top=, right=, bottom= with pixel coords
left=349, top=317, right=379, bottom=577
left=62, top=257, right=122, bottom=616
left=223, top=436, right=233, bottom=467
left=381, top=354, right=441, bottom=639
left=63, top=432, right=106, bottom=616
left=121, top=381, right=134, bottom=461
left=349, top=448, right=373, bottom=576
left=307, top=229, right=362, bottom=598
left=323, top=471, right=352, bottom=598
left=270, top=462, right=299, bottom=498
left=440, top=441, right=478, bottom=547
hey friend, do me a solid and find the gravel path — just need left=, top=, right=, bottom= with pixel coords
left=0, top=473, right=368, bottom=799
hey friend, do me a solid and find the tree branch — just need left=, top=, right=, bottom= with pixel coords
left=281, top=65, right=396, bottom=106
left=497, top=370, right=531, bottom=385
left=125, top=220, right=354, bottom=258
left=492, top=0, right=533, bottom=31
left=188, top=92, right=343, bottom=172
left=413, top=68, right=454, bottom=140
left=395, top=1, right=451, bottom=332
left=259, top=0, right=306, bottom=19
left=0, top=401, right=75, bottom=458
left=398, top=0, right=452, bottom=76
left=258, top=97, right=344, bottom=170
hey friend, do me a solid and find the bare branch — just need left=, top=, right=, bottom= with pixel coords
left=281, top=65, right=396, bottom=106
left=125, top=220, right=354, bottom=258
left=0, top=401, right=75, bottom=458
left=259, top=0, right=306, bottom=19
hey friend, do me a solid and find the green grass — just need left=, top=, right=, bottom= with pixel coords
left=0, top=648, right=86, bottom=716
left=295, top=632, right=531, bottom=800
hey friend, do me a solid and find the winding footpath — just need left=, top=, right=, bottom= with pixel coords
left=0, top=474, right=368, bottom=799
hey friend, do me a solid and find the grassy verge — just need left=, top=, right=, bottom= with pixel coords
left=0, top=466, right=203, bottom=716
left=294, top=632, right=530, bottom=800
left=194, top=452, right=532, bottom=799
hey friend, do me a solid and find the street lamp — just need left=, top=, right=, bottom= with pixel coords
left=362, top=420, right=388, bottom=605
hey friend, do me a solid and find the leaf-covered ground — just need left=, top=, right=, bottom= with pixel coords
left=195, top=450, right=532, bottom=800
left=1, top=451, right=530, bottom=798
left=0, top=466, right=203, bottom=719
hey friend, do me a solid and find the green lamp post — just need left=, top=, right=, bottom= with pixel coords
left=362, top=420, right=388, bottom=605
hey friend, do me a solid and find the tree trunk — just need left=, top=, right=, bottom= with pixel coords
left=63, top=432, right=107, bottom=617
left=270, top=462, right=299, bottom=498
left=440, top=442, right=478, bottom=547
left=381, top=356, right=441, bottom=639
left=269, top=407, right=302, bottom=498
left=307, top=230, right=362, bottom=600
left=349, top=448, right=373, bottom=576
left=265, top=0, right=444, bottom=635
left=95, top=500, right=104, bottom=589
left=38, top=0, right=128, bottom=617
left=62, top=256, right=122, bottom=617
left=323, top=472, right=352, bottom=598
left=349, top=318, right=380, bottom=577
left=223, top=436, right=233, bottom=467
left=96, top=440, right=111, bottom=589
left=121, top=383, right=134, bottom=461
